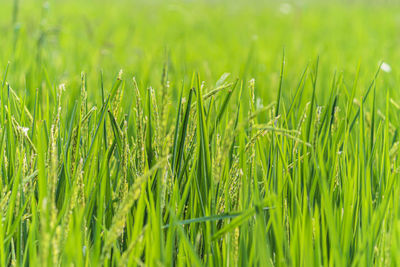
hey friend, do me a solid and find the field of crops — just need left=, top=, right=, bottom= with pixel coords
left=1, top=0, right=400, bottom=266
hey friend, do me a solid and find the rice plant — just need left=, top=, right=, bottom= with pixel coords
left=1, top=0, right=400, bottom=266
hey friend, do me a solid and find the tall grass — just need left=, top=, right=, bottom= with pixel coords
left=1, top=58, right=400, bottom=266
left=1, top=0, right=400, bottom=266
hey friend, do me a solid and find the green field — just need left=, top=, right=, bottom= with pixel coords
left=1, top=0, right=400, bottom=266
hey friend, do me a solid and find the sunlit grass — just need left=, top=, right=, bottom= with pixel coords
left=1, top=0, right=400, bottom=266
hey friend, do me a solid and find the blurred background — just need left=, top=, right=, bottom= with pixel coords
left=1, top=0, right=400, bottom=106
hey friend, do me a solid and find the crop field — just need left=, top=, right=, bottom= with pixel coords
left=1, top=0, right=400, bottom=266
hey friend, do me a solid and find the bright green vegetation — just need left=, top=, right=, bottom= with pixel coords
left=2, top=0, right=400, bottom=266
